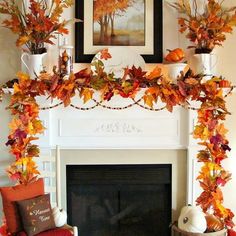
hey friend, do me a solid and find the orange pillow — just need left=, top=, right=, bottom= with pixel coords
left=0, top=178, right=44, bottom=234
left=228, top=229, right=236, bottom=236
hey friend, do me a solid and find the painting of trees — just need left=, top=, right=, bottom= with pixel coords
left=93, top=0, right=145, bottom=46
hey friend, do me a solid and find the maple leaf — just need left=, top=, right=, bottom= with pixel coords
left=27, top=145, right=40, bottom=157
left=216, top=123, right=228, bottom=137
left=184, top=77, right=200, bottom=85
left=210, top=134, right=223, bottom=146
left=197, top=150, right=211, bottom=162
left=16, top=72, right=30, bottom=84
left=100, top=48, right=112, bottom=60
left=57, top=26, right=69, bottom=35
left=178, top=81, right=187, bottom=97
left=9, top=118, right=22, bottom=132
left=103, top=91, right=114, bottom=101
left=119, top=80, right=140, bottom=98
left=79, top=88, right=94, bottom=103
left=8, top=171, right=21, bottom=182
left=49, top=74, right=60, bottom=92
left=128, top=66, right=146, bottom=80
left=207, top=119, right=218, bottom=131
left=221, top=144, right=231, bottom=152
left=143, top=94, right=155, bottom=108
left=16, top=35, right=30, bottom=47
left=74, top=68, right=91, bottom=84
left=27, top=120, right=45, bottom=135
left=194, top=123, right=214, bottom=141
left=14, top=129, right=27, bottom=140
left=5, top=139, right=16, bottom=147
left=147, top=66, right=162, bottom=80
left=196, top=190, right=214, bottom=212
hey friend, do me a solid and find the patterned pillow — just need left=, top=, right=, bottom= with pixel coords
left=17, top=194, right=56, bottom=236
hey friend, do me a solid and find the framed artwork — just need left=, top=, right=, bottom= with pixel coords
left=75, top=0, right=163, bottom=63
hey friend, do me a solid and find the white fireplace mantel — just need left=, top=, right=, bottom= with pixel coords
left=37, top=95, right=192, bottom=149
left=36, top=94, right=201, bottom=207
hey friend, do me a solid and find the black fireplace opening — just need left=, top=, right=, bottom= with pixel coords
left=66, top=164, right=172, bottom=236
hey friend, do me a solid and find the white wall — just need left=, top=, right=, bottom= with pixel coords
left=0, top=14, right=21, bottom=217
left=0, top=0, right=236, bottom=225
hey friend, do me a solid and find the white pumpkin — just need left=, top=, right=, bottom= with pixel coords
left=178, top=206, right=207, bottom=233
left=52, top=207, right=67, bottom=227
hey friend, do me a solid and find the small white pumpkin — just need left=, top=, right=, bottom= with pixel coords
left=52, top=207, right=67, bottom=227
left=178, top=206, right=207, bottom=233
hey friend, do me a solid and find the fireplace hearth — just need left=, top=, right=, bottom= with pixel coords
left=66, top=164, right=172, bottom=236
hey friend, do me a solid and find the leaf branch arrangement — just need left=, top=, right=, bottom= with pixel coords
left=169, top=0, right=236, bottom=53
left=0, top=0, right=73, bottom=54
left=0, top=49, right=235, bottom=229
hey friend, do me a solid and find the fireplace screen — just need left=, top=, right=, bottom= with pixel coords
left=67, top=165, right=171, bottom=236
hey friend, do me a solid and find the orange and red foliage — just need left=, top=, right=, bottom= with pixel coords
left=170, top=0, right=236, bottom=53
left=0, top=0, right=73, bottom=54
left=0, top=50, right=234, bottom=228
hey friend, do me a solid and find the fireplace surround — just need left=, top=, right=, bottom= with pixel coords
left=36, top=97, right=199, bottom=234
left=55, top=149, right=187, bottom=223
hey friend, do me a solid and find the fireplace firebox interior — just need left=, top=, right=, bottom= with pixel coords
left=66, top=164, right=172, bottom=236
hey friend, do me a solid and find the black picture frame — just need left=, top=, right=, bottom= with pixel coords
left=75, top=0, right=163, bottom=63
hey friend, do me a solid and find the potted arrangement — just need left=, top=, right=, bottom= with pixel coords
left=0, top=0, right=73, bottom=78
left=170, top=0, right=236, bottom=75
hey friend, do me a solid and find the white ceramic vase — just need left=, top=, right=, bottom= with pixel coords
left=191, top=53, right=217, bottom=76
left=166, top=63, right=187, bottom=83
left=21, top=52, right=47, bottom=79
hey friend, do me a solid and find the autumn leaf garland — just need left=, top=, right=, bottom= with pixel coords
left=0, top=54, right=234, bottom=228
left=193, top=79, right=234, bottom=227
left=6, top=72, right=45, bottom=185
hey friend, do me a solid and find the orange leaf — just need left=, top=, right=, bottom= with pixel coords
left=147, top=66, right=162, bottom=80
left=16, top=35, right=30, bottom=47
left=216, top=123, right=228, bottom=137
left=100, top=48, right=112, bottom=60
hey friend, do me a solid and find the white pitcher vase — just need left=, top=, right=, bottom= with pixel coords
left=21, top=52, right=47, bottom=79
left=166, top=63, right=187, bottom=83
left=191, top=53, right=217, bottom=78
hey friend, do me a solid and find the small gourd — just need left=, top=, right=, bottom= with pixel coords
left=219, top=79, right=230, bottom=88
left=165, top=48, right=185, bottom=63
left=205, top=214, right=224, bottom=232
left=178, top=205, right=207, bottom=233
left=52, top=207, right=67, bottom=227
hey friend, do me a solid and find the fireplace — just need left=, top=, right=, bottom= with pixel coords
left=66, top=164, right=172, bottom=236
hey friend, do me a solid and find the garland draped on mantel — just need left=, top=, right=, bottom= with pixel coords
left=0, top=52, right=235, bottom=228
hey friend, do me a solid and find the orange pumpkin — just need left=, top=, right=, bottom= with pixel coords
left=219, top=79, right=230, bottom=88
left=205, top=214, right=224, bottom=232
left=165, top=48, right=185, bottom=63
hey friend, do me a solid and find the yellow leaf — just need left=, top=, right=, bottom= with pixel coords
left=13, top=83, right=21, bottom=93
left=9, top=118, right=22, bottom=131
left=217, top=123, right=228, bottom=136
left=143, top=94, right=154, bottom=108
left=16, top=72, right=30, bottom=83
left=32, top=120, right=45, bottom=134
left=80, top=88, right=94, bottom=103
left=27, top=122, right=34, bottom=135
left=16, top=35, right=30, bottom=47
left=193, top=125, right=211, bottom=141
